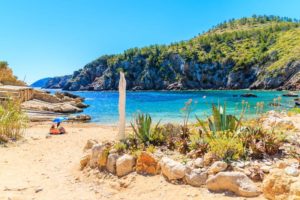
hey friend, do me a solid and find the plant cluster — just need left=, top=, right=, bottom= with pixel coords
left=125, top=100, right=287, bottom=163
left=0, top=99, right=28, bottom=143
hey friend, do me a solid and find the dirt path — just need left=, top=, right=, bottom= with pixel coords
left=0, top=123, right=264, bottom=200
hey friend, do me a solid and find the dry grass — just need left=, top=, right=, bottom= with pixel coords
left=0, top=99, right=28, bottom=143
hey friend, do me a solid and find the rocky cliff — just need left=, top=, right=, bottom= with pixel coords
left=40, top=16, right=300, bottom=91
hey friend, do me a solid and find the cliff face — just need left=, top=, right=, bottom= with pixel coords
left=42, top=16, right=300, bottom=91
left=31, top=75, right=72, bottom=89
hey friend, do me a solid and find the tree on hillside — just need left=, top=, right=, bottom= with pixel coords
left=0, top=61, right=26, bottom=86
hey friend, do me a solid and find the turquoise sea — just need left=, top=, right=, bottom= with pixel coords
left=63, top=90, right=298, bottom=125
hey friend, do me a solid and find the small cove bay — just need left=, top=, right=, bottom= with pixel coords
left=54, top=90, right=298, bottom=124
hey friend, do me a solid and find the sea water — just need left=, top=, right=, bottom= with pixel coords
left=65, top=90, right=298, bottom=125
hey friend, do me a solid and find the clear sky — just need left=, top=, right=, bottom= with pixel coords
left=1, top=0, right=300, bottom=84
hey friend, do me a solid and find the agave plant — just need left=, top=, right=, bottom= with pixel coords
left=130, top=113, right=161, bottom=145
left=196, top=104, right=242, bottom=137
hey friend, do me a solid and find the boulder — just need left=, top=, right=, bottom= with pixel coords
left=106, top=153, right=119, bottom=174
left=136, top=151, right=160, bottom=175
left=194, top=158, right=204, bottom=168
left=263, top=168, right=299, bottom=200
left=289, top=181, right=300, bottom=200
left=185, top=168, right=208, bottom=187
left=207, top=161, right=228, bottom=174
left=116, top=154, right=136, bottom=177
left=160, top=157, right=187, bottom=180
left=206, top=172, right=260, bottom=197
left=89, top=144, right=105, bottom=168
left=83, top=139, right=97, bottom=151
left=80, top=153, right=90, bottom=170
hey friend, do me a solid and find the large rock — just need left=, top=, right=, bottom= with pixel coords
left=106, top=153, right=119, bottom=174
left=263, top=168, right=300, bottom=200
left=116, top=154, right=136, bottom=177
left=206, top=172, right=260, bottom=197
left=207, top=161, right=228, bottom=174
left=160, top=157, right=187, bottom=180
left=185, top=168, right=208, bottom=187
left=89, top=144, right=105, bottom=168
left=136, top=151, right=160, bottom=175
left=80, top=153, right=90, bottom=170
left=83, top=139, right=98, bottom=151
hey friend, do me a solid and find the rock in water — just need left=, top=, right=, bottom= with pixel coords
left=185, top=168, right=208, bottom=187
left=160, top=157, right=186, bottom=180
left=240, top=93, right=258, bottom=98
left=136, top=151, right=160, bottom=175
left=206, top=172, right=260, bottom=197
left=116, top=154, right=136, bottom=177
left=207, top=161, right=228, bottom=174
left=106, top=153, right=119, bottom=174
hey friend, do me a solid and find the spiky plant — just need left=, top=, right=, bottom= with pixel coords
left=130, top=113, right=160, bottom=145
left=196, top=104, right=243, bottom=137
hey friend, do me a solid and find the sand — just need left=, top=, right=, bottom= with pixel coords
left=0, top=122, right=266, bottom=200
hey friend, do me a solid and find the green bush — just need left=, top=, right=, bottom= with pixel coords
left=207, top=131, right=244, bottom=162
left=0, top=99, right=28, bottom=143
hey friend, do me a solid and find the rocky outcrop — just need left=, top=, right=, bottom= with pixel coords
left=206, top=172, right=260, bottom=197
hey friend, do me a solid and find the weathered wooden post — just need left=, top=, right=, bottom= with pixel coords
left=118, top=72, right=126, bottom=140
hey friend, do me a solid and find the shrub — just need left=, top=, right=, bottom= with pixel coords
left=0, top=99, right=28, bottom=143
left=207, top=131, right=245, bottom=162
left=239, top=126, right=286, bottom=158
left=114, top=141, right=127, bottom=154
left=130, top=113, right=161, bottom=145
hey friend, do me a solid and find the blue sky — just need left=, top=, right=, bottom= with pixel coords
left=1, top=0, right=300, bottom=84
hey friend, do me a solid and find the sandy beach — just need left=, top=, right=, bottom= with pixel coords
left=0, top=122, right=266, bottom=200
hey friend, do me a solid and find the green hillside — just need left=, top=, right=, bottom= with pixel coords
left=44, top=15, right=300, bottom=91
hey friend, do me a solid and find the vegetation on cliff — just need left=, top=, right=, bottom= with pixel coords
left=0, top=61, right=26, bottom=86
left=40, top=15, right=300, bottom=91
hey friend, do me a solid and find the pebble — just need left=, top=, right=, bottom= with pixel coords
left=285, top=166, right=300, bottom=177
left=261, top=166, right=271, bottom=173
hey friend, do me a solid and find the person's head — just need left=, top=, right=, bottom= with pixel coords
left=51, top=124, right=55, bottom=129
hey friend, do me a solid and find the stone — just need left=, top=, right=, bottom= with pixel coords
left=261, top=166, right=271, bottom=173
left=106, top=153, right=119, bottom=174
left=206, top=172, right=260, bottom=197
left=203, top=152, right=217, bottom=166
left=289, top=181, right=300, bottom=200
left=285, top=166, right=300, bottom=177
left=160, top=157, right=187, bottom=180
left=136, top=151, right=160, bottom=175
left=83, top=139, right=98, bottom=151
left=207, top=161, right=228, bottom=174
left=89, top=144, right=105, bottom=168
left=276, top=161, right=288, bottom=169
left=116, top=154, right=136, bottom=177
left=98, top=148, right=109, bottom=169
left=185, top=168, right=208, bottom=187
left=80, top=153, right=90, bottom=170
left=263, top=168, right=299, bottom=200
left=194, top=158, right=204, bottom=168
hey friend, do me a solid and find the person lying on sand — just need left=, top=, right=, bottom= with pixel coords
left=49, top=124, right=66, bottom=135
